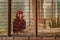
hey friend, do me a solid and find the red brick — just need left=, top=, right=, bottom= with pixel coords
left=30, top=37, right=41, bottom=40
left=43, top=37, right=55, bottom=40
left=2, top=37, right=8, bottom=40
left=0, top=37, right=1, bottom=40
left=14, top=37, right=28, bottom=40
left=7, top=37, right=13, bottom=40
left=56, top=37, right=60, bottom=40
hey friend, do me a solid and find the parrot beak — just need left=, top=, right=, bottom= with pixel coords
left=19, top=14, right=23, bottom=19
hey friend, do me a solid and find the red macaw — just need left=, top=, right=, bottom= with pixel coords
left=13, top=10, right=26, bottom=33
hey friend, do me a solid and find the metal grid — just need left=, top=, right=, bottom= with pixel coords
left=37, top=0, right=60, bottom=36
left=0, top=0, right=8, bottom=35
left=11, top=0, right=35, bottom=36
left=0, top=0, right=60, bottom=37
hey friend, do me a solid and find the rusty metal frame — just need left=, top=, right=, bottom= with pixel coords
left=8, top=0, right=11, bottom=36
left=36, top=0, right=37, bottom=37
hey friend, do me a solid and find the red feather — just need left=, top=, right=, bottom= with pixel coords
left=13, top=10, right=26, bottom=33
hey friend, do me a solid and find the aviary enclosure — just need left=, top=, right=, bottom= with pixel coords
left=0, top=0, right=60, bottom=37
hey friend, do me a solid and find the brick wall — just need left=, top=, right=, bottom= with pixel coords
left=0, top=37, right=60, bottom=40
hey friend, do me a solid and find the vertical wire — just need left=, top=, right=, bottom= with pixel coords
left=29, top=0, right=30, bottom=26
left=56, top=0, right=57, bottom=18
